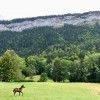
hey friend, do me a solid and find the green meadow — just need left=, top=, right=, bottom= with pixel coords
left=0, top=82, right=100, bottom=100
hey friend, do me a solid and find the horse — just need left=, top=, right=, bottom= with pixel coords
left=13, top=85, right=25, bottom=96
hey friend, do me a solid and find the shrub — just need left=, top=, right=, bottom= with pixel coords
left=38, top=73, right=48, bottom=82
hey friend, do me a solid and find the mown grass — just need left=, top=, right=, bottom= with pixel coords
left=0, top=82, right=100, bottom=100
left=25, top=75, right=53, bottom=82
left=25, top=75, right=41, bottom=82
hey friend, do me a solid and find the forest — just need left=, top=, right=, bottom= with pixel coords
left=0, top=22, right=100, bottom=82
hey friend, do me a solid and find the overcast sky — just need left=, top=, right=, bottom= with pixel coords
left=0, top=0, right=100, bottom=20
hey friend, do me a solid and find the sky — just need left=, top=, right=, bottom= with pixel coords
left=0, top=0, right=100, bottom=20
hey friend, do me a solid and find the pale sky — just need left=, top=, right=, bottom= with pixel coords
left=0, top=0, right=100, bottom=20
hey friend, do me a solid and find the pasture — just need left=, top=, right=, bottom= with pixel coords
left=0, top=82, right=100, bottom=100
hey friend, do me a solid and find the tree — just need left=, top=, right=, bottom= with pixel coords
left=0, top=50, right=25, bottom=81
left=84, top=53, right=100, bottom=82
left=60, top=59, right=71, bottom=82
left=69, top=60, right=81, bottom=82
left=22, top=56, right=37, bottom=79
left=52, top=57, right=62, bottom=82
left=45, top=63, right=53, bottom=78
left=52, top=57, right=71, bottom=82
left=39, top=73, right=48, bottom=82
left=78, top=50, right=86, bottom=82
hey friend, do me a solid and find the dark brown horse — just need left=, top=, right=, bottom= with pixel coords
left=13, top=85, right=25, bottom=96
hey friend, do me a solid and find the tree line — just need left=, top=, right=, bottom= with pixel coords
left=0, top=22, right=100, bottom=82
left=0, top=50, right=100, bottom=82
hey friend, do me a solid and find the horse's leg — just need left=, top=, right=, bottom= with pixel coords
left=14, top=91, right=16, bottom=96
left=21, top=91, right=23, bottom=95
left=19, top=92, right=20, bottom=96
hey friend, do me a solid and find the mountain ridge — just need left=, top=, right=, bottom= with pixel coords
left=0, top=11, right=100, bottom=32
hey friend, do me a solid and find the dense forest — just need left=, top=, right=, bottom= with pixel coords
left=0, top=23, right=100, bottom=56
left=0, top=23, right=100, bottom=82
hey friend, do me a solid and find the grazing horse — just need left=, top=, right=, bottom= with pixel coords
left=13, top=85, right=25, bottom=96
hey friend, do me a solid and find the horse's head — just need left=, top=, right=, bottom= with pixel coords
left=21, top=85, right=25, bottom=88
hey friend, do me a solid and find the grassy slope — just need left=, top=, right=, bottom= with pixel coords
left=0, top=82, right=100, bottom=100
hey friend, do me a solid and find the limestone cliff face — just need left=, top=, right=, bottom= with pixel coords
left=0, top=11, right=100, bottom=32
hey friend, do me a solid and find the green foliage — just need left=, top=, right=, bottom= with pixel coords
left=0, top=50, right=25, bottom=81
left=0, top=23, right=100, bottom=56
left=24, top=56, right=36, bottom=78
left=59, top=59, right=70, bottom=81
left=45, top=63, right=53, bottom=78
left=52, top=57, right=62, bottom=82
left=84, top=53, right=100, bottom=82
left=0, top=23, right=100, bottom=82
left=39, top=73, right=48, bottom=82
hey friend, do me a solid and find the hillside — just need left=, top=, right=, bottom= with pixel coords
left=0, top=23, right=100, bottom=56
left=0, top=11, right=100, bottom=83
left=0, top=11, right=100, bottom=57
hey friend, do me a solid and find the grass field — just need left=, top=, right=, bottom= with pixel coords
left=0, top=82, right=100, bottom=100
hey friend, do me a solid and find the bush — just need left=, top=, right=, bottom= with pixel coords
left=38, top=73, right=48, bottom=82
left=63, top=79, right=70, bottom=83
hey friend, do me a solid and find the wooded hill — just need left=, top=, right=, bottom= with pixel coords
left=0, top=23, right=100, bottom=57
left=0, top=22, right=100, bottom=82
